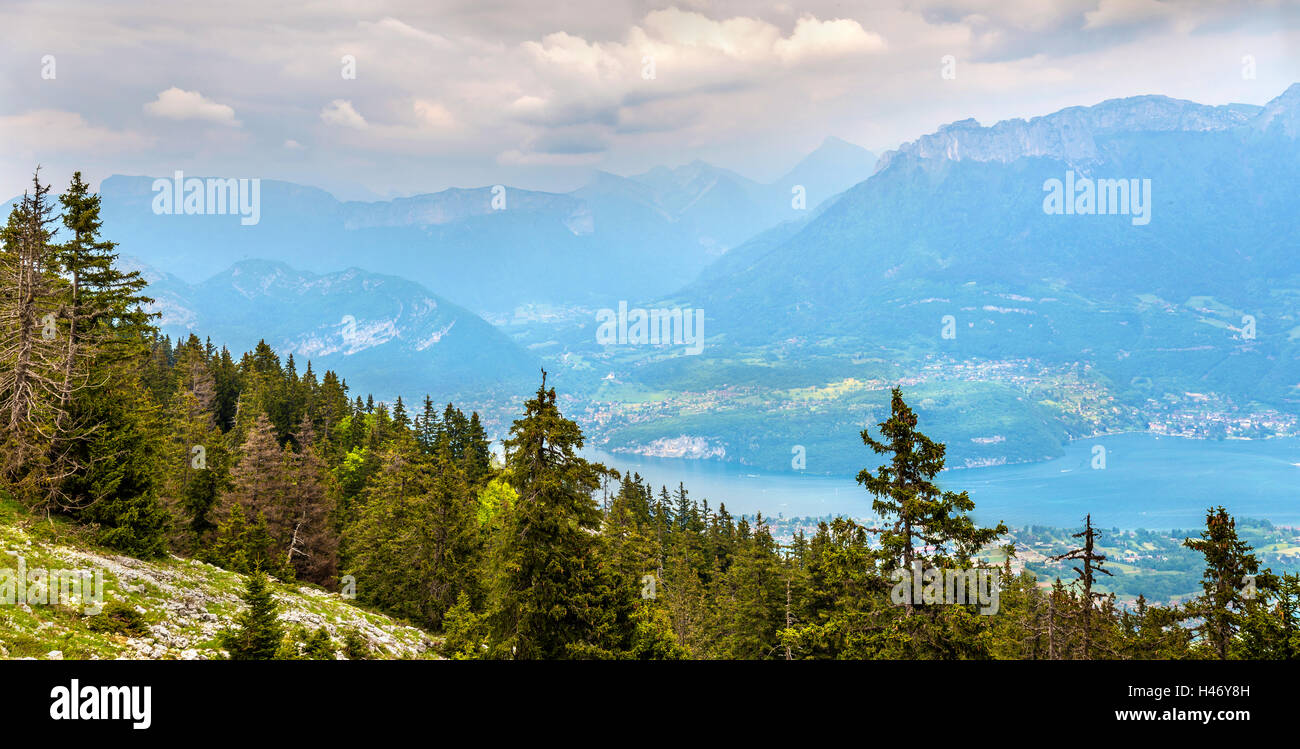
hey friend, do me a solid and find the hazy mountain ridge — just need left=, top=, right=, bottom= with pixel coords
left=1250, top=82, right=1300, bottom=136
left=689, top=83, right=1300, bottom=340
left=71, top=138, right=874, bottom=317
left=875, top=92, right=1269, bottom=172
left=136, top=257, right=538, bottom=401
left=340, top=186, right=592, bottom=233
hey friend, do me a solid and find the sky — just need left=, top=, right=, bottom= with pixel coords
left=2, top=0, right=1299, bottom=201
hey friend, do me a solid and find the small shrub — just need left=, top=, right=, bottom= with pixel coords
left=343, top=629, right=371, bottom=660
left=303, top=627, right=335, bottom=660
left=87, top=599, right=148, bottom=637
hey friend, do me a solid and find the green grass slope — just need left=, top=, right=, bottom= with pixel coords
left=0, top=497, right=437, bottom=660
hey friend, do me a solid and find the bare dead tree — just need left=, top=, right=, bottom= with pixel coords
left=0, top=169, right=67, bottom=500
left=1050, top=514, right=1113, bottom=659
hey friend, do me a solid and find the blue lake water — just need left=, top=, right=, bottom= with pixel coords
left=587, top=433, right=1300, bottom=530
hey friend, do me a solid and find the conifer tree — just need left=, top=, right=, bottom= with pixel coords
left=210, top=505, right=277, bottom=574
left=660, top=548, right=714, bottom=657
left=440, top=591, right=489, bottom=659
left=419, top=442, right=481, bottom=621
left=856, top=388, right=1006, bottom=656
left=463, top=411, right=492, bottom=485
left=315, top=370, right=349, bottom=438
left=392, top=396, right=410, bottom=432
left=67, top=381, right=169, bottom=557
left=210, top=505, right=252, bottom=572
left=166, top=344, right=228, bottom=540
left=483, top=372, right=629, bottom=658
left=221, top=569, right=283, bottom=660
left=720, top=514, right=785, bottom=658
left=49, top=175, right=165, bottom=554
left=858, top=389, right=1006, bottom=594
left=55, top=171, right=152, bottom=374
left=224, top=413, right=289, bottom=520
left=416, top=395, right=439, bottom=453
left=280, top=416, right=339, bottom=585
left=1183, top=507, right=1273, bottom=660
left=0, top=170, right=64, bottom=499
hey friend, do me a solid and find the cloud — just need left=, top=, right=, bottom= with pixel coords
left=774, top=16, right=888, bottom=61
left=359, top=16, right=453, bottom=48
left=508, top=94, right=620, bottom=128
left=496, top=148, right=606, bottom=167
left=914, top=0, right=1094, bottom=33
left=320, top=99, right=368, bottom=129
left=143, top=87, right=240, bottom=126
left=1084, top=0, right=1176, bottom=30
left=529, top=126, right=611, bottom=155
left=637, top=8, right=783, bottom=60
left=505, top=6, right=893, bottom=148
left=413, top=99, right=457, bottom=130
left=0, top=110, right=153, bottom=152
left=4, top=1, right=1299, bottom=200
left=525, top=7, right=886, bottom=72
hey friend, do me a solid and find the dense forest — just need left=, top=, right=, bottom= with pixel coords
left=3, top=169, right=1299, bottom=659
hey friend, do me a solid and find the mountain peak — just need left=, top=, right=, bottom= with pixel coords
left=877, top=91, right=1269, bottom=172
left=1250, top=81, right=1300, bottom=136
left=1278, top=81, right=1300, bottom=99
left=225, top=258, right=302, bottom=279
left=806, top=135, right=872, bottom=157
left=775, top=137, right=876, bottom=205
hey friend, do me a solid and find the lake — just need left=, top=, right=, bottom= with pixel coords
left=587, top=433, right=1300, bottom=530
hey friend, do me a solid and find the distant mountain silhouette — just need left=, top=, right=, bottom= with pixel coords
left=130, top=257, right=538, bottom=402
left=59, top=139, right=875, bottom=317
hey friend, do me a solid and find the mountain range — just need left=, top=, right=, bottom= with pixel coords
left=131, top=258, right=538, bottom=410
left=79, top=137, right=875, bottom=318
left=682, top=85, right=1300, bottom=365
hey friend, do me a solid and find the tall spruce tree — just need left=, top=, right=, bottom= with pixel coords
left=858, top=388, right=1007, bottom=577
left=483, top=372, right=630, bottom=658
left=855, top=388, right=1006, bottom=657
left=1184, top=507, right=1272, bottom=660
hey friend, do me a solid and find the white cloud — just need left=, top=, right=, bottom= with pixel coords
left=638, top=8, right=782, bottom=60
left=320, top=99, right=368, bottom=129
left=359, top=16, right=453, bottom=48
left=0, top=110, right=153, bottom=152
left=413, top=99, right=457, bottom=130
left=3, top=1, right=1298, bottom=199
left=143, top=87, right=240, bottom=126
left=774, top=15, right=888, bottom=61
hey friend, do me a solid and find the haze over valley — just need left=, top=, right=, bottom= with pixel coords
left=46, top=84, right=1300, bottom=504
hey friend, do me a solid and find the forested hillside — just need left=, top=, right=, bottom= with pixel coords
left=3, top=169, right=1298, bottom=660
